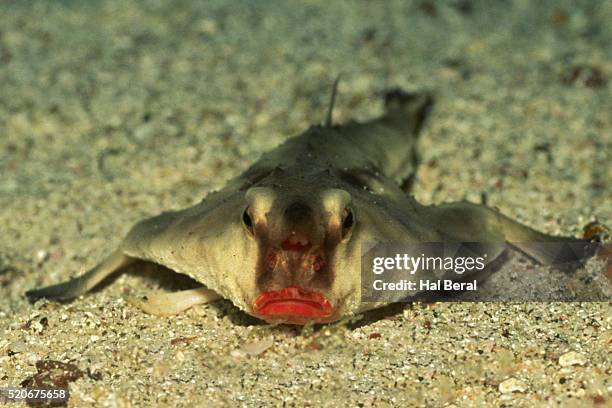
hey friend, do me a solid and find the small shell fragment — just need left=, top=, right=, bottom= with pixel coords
left=559, top=351, right=587, bottom=367
left=499, top=378, right=527, bottom=393
left=231, top=338, right=274, bottom=358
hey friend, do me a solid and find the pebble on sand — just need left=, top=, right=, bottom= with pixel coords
left=558, top=351, right=587, bottom=367
left=231, top=338, right=274, bottom=358
left=499, top=378, right=527, bottom=394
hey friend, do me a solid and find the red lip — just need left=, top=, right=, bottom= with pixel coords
left=254, top=287, right=332, bottom=319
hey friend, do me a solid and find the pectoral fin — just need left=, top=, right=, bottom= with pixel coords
left=25, top=187, right=248, bottom=305
left=127, top=287, right=221, bottom=316
left=428, top=201, right=595, bottom=264
left=26, top=250, right=134, bottom=301
left=24, top=205, right=192, bottom=302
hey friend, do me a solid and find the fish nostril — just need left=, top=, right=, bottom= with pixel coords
left=312, top=257, right=325, bottom=272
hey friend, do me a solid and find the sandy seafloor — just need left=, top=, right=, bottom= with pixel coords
left=0, top=0, right=610, bottom=407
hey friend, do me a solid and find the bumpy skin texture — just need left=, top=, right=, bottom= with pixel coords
left=26, top=90, right=588, bottom=324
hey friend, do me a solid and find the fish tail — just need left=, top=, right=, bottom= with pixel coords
left=381, top=89, right=434, bottom=134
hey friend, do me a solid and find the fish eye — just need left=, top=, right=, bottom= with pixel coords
left=341, top=207, right=354, bottom=238
left=242, top=208, right=254, bottom=235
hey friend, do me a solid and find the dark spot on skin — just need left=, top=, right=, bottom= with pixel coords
left=561, top=65, right=607, bottom=88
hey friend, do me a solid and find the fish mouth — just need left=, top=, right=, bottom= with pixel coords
left=253, top=287, right=332, bottom=321
left=280, top=233, right=311, bottom=251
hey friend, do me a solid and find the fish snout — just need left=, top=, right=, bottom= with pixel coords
left=262, top=245, right=328, bottom=287
left=283, top=201, right=313, bottom=225
left=278, top=200, right=326, bottom=247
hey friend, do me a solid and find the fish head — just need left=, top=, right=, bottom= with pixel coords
left=240, top=186, right=359, bottom=324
